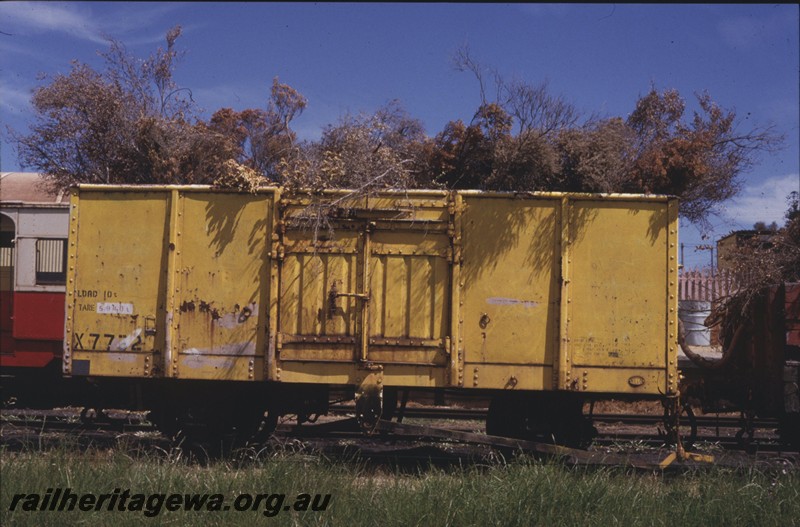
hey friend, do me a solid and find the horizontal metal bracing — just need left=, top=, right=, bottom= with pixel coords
left=281, top=334, right=357, bottom=345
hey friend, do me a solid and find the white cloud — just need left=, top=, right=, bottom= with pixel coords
left=0, top=2, right=185, bottom=45
left=0, top=2, right=105, bottom=43
left=721, top=173, right=799, bottom=227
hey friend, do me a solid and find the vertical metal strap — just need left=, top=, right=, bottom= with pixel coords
left=667, top=197, right=680, bottom=396
left=163, top=189, right=181, bottom=378
left=63, top=188, right=80, bottom=375
left=448, top=192, right=463, bottom=387
left=557, top=196, right=571, bottom=390
left=359, top=221, right=372, bottom=363
left=267, top=188, right=281, bottom=381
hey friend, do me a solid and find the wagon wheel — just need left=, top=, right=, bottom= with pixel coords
left=149, top=402, right=269, bottom=456
left=487, top=393, right=596, bottom=449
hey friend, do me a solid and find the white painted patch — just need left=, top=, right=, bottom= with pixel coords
left=214, top=302, right=258, bottom=329
left=486, top=297, right=539, bottom=308
left=97, top=302, right=134, bottom=315
left=180, top=342, right=256, bottom=356
left=112, top=328, right=142, bottom=351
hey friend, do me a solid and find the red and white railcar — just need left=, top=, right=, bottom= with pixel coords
left=1, top=172, right=69, bottom=389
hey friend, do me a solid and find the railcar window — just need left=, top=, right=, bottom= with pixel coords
left=0, top=231, right=13, bottom=291
left=0, top=231, right=13, bottom=267
left=35, top=238, right=67, bottom=285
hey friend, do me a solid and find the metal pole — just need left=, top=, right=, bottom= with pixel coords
left=710, top=246, right=715, bottom=279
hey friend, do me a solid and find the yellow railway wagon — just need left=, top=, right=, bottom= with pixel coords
left=63, top=185, right=679, bottom=444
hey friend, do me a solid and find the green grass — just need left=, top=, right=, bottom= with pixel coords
left=1, top=442, right=798, bottom=527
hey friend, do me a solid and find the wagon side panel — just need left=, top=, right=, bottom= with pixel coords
left=171, top=192, right=273, bottom=381
left=65, top=190, right=171, bottom=378
left=460, top=195, right=561, bottom=391
left=564, top=198, right=677, bottom=395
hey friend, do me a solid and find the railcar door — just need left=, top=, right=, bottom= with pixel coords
left=277, top=192, right=453, bottom=384
left=363, top=195, right=452, bottom=367
left=277, top=197, right=362, bottom=365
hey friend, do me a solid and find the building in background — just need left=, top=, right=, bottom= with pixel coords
left=716, top=230, right=778, bottom=272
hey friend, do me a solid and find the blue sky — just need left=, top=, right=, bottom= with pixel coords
left=1, top=2, right=798, bottom=267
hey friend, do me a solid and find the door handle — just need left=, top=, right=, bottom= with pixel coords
left=328, top=280, right=369, bottom=317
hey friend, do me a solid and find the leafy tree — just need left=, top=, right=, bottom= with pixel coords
left=419, top=113, right=494, bottom=189
left=418, top=48, right=576, bottom=191
left=625, top=89, right=781, bottom=224
left=752, top=221, right=779, bottom=232
left=12, top=35, right=785, bottom=233
left=17, top=27, right=189, bottom=185
left=715, top=191, right=800, bottom=320
left=11, top=27, right=284, bottom=189
left=422, top=47, right=784, bottom=228
left=278, top=100, right=424, bottom=191
left=553, top=118, right=635, bottom=193
left=208, top=78, right=307, bottom=181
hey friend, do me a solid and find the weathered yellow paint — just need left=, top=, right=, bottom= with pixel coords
left=568, top=201, right=667, bottom=364
left=65, top=188, right=274, bottom=381
left=277, top=361, right=447, bottom=387
left=564, top=367, right=667, bottom=394
left=557, top=196, right=571, bottom=391
left=277, top=191, right=451, bottom=370
left=171, top=192, right=273, bottom=380
left=68, top=351, right=151, bottom=378
left=366, top=230, right=450, bottom=361
left=463, top=365, right=554, bottom=391
left=667, top=199, right=680, bottom=395
left=461, top=196, right=560, bottom=373
left=65, top=186, right=677, bottom=396
left=65, top=191, right=171, bottom=378
left=279, top=226, right=361, bottom=358
left=449, top=193, right=463, bottom=388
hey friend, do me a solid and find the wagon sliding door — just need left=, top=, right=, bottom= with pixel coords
left=277, top=193, right=453, bottom=386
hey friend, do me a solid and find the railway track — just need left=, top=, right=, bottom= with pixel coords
left=329, top=404, right=781, bottom=430
left=328, top=404, right=789, bottom=450
left=2, top=406, right=778, bottom=433
left=2, top=406, right=796, bottom=459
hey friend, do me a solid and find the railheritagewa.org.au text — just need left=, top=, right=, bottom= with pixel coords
left=8, top=488, right=332, bottom=517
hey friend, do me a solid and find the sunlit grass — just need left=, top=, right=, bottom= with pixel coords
left=1, top=441, right=798, bottom=526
